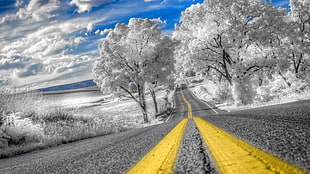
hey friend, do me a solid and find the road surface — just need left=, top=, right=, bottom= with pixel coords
left=0, top=88, right=309, bottom=173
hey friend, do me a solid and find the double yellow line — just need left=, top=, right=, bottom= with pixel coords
left=126, top=88, right=192, bottom=174
left=194, top=117, right=307, bottom=174
left=126, top=119, right=188, bottom=174
left=180, top=88, right=192, bottom=118
left=126, top=88, right=307, bottom=174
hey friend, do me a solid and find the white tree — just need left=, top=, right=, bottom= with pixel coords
left=93, top=18, right=174, bottom=123
left=280, top=0, right=310, bottom=80
left=173, top=0, right=286, bottom=105
left=259, top=0, right=310, bottom=90
left=146, top=36, right=175, bottom=114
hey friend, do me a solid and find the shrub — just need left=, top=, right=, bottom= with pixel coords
left=213, top=82, right=232, bottom=103
left=256, top=86, right=274, bottom=102
left=43, top=109, right=75, bottom=122
left=0, top=129, right=9, bottom=149
left=3, top=113, right=43, bottom=145
left=0, top=88, right=44, bottom=119
left=0, top=86, right=141, bottom=158
left=232, top=77, right=255, bottom=105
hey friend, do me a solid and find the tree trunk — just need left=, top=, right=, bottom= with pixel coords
left=278, top=71, right=291, bottom=87
left=138, top=84, right=148, bottom=123
left=232, top=76, right=253, bottom=106
left=120, top=85, right=148, bottom=123
left=141, top=105, right=148, bottom=123
left=150, top=89, right=158, bottom=114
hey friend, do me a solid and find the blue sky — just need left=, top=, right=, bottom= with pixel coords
left=0, top=0, right=289, bottom=89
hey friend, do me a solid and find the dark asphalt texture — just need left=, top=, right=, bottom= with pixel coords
left=182, top=88, right=310, bottom=172
left=0, top=88, right=309, bottom=173
left=0, top=119, right=181, bottom=173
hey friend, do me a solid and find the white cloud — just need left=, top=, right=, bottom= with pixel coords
left=0, top=56, right=29, bottom=86
left=100, top=28, right=113, bottom=35
left=69, top=0, right=115, bottom=13
left=1, top=0, right=59, bottom=24
left=16, top=63, right=44, bottom=78
left=1, top=21, right=86, bottom=59
left=1, top=0, right=184, bottom=89
left=17, top=0, right=59, bottom=22
left=8, top=54, right=95, bottom=88
left=0, top=0, right=139, bottom=88
left=87, top=22, right=93, bottom=32
left=95, top=29, right=100, bottom=34
left=74, top=37, right=85, bottom=44
left=15, top=0, right=24, bottom=7
left=0, top=14, right=14, bottom=25
left=48, top=55, right=93, bottom=74
left=0, top=16, right=98, bottom=88
left=150, top=17, right=167, bottom=27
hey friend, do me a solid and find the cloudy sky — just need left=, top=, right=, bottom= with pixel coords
left=0, top=0, right=289, bottom=89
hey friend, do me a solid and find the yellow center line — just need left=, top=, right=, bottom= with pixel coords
left=180, top=88, right=307, bottom=174
left=193, top=117, right=308, bottom=174
left=126, top=119, right=188, bottom=174
left=127, top=88, right=306, bottom=174
left=180, top=88, right=192, bottom=118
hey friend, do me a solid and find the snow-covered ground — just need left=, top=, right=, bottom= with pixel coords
left=47, top=91, right=105, bottom=108
left=43, top=89, right=168, bottom=127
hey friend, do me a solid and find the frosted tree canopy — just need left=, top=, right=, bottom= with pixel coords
left=93, top=18, right=174, bottom=123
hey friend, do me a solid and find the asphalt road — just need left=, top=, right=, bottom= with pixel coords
left=181, top=87, right=310, bottom=172
left=0, top=88, right=309, bottom=173
left=0, top=90, right=186, bottom=174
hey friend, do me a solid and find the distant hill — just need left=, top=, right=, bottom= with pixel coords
left=40, top=79, right=97, bottom=92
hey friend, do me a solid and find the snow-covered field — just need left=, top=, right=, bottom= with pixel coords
left=44, top=89, right=168, bottom=125
left=44, top=91, right=106, bottom=111
left=47, top=91, right=105, bottom=107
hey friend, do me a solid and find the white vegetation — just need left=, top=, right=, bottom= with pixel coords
left=173, top=0, right=310, bottom=105
left=0, top=0, right=309, bottom=155
left=93, top=0, right=309, bottom=119
left=0, top=89, right=142, bottom=152
left=281, top=0, right=310, bottom=80
left=93, top=18, right=175, bottom=123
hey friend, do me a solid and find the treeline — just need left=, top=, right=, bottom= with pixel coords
left=93, top=0, right=310, bottom=122
left=173, top=0, right=309, bottom=105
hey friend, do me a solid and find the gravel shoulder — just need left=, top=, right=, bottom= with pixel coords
left=174, top=118, right=217, bottom=174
